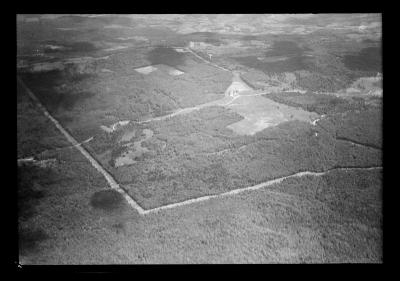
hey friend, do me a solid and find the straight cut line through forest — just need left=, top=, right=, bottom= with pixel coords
left=19, top=77, right=382, bottom=216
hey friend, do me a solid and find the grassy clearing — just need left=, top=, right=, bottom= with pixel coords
left=185, top=32, right=224, bottom=46
left=225, top=95, right=317, bottom=135
left=134, top=65, right=158, bottom=74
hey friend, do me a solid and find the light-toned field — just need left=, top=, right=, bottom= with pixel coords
left=117, top=36, right=148, bottom=42
left=174, top=48, right=189, bottom=53
left=168, top=69, right=184, bottom=76
left=226, top=95, right=318, bottom=135
left=222, top=72, right=317, bottom=135
left=101, top=120, right=130, bottom=133
left=134, top=64, right=185, bottom=76
left=225, top=81, right=252, bottom=94
left=104, top=45, right=130, bottom=52
left=134, top=65, right=158, bottom=74
left=124, top=71, right=317, bottom=136
left=343, top=74, right=382, bottom=97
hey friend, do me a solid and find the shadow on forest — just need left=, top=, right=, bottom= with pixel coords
left=19, top=227, right=49, bottom=256
left=234, top=41, right=311, bottom=73
left=147, top=46, right=186, bottom=67
left=343, top=47, right=381, bottom=72
left=21, top=71, right=96, bottom=113
left=18, top=164, right=60, bottom=221
left=90, top=189, right=126, bottom=213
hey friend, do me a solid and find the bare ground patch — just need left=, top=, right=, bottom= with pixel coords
left=226, top=95, right=318, bottom=135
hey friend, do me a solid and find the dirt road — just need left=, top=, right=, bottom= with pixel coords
left=19, top=76, right=382, bottom=216
left=141, top=165, right=382, bottom=214
left=185, top=47, right=230, bottom=72
left=18, top=77, right=146, bottom=215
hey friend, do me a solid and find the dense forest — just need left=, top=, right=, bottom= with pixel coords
left=343, top=47, right=382, bottom=73
left=18, top=20, right=382, bottom=210
left=20, top=59, right=381, bottom=210
left=105, top=112, right=382, bottom=209
left=17, top=79, right=71, bottom=158
left=264, top=91, right=367, bottom=115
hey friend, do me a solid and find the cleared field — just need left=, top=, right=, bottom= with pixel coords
left=135, top=64, right=185, bottom=76
left=101, top=120, right=130, bottom=133
left=225, top=74, right=253, bottom=94
left=226, top=95, right=317, bottom=135
left=135, top=65, right=158, bottom=74
left=145, top=72, right=318, bottom=136
left=343, top=75, right=382, bottom=97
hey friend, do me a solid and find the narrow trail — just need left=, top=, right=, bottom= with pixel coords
left=310, top=114, right=382, bottom=151
left=18, top=137, right=94, bottom=162
left=40, top=137, right=94, bottom=157
left=132, top=62, right=254, bottom=125
left=336, top=137, right=381, bottom=150
left=185, top=47, right=230, bottom=72
left=131, top=48, right=249, bottom=124
left=134, top=95, right=236, bottom=124
left=18, top=77, right=146, bottom=215
left=19, top=46, right=383, bottom=216
left=20, top=74, right=382, bottom=215
left=142, top=165, right=382, bottom=215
